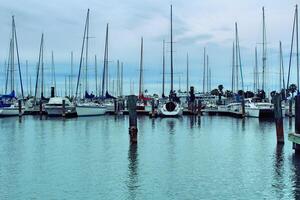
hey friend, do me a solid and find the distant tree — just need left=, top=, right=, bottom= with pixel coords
left=218, top=85, right=224, bottom=95
left=244, top=91, right=254, bottom=98
left=225, top=90, right=233, bottom=98
left=257, top=89, right=266, bottom=99
left=210, top=89, right=219, bottom=96
left=270, top=91, right=276, bottom=98
left=289, top=84, right=297, bottom=98
left=237, top=90, right=244, bottom=96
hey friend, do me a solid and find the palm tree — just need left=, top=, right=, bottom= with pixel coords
left=289, top=84, right=297, bottom=98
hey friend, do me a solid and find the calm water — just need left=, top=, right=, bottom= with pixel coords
left=0, top=115, right=300, bottom=199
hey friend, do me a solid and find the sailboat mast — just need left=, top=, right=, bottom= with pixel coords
left=162, top=40, right=165, bottom=97
left=85, top=9, right=90, bottom=93
left=121, top=62, right=123, bottom=97
left=170, top=5, right=174, bottom=93
left=296, top=5, right=299, bottom=92
left=26, top=60, right=28, bottom=95
left=207, top=55, right=209, bottom=93
left=117, top=60, right=120, bottom=97
left=34, top=34, right=44, bottom=103
left=186, top=52, right=189, bottom=93
left=231, top=42, right=235, bottom=92
left=11, top=16, right=15, bottom=93
left=51, top=51, right=54, bottom=86
left=75, top=9, right=89, bottom=100
left=71, top=51, right=73, bottom=96
left=280, top=41, right=285, bottom=93
left=203, top=48, right=206, bottom=93
left=255, top=47, right=258, bottom=92
left=95, top=55, right=98, bottom=96
left=41, top=35, right=44, bottom=98
left=13, top=16, right=24, bottom=99
left=101, top=23, right=109, bottom=96
left=139, top=37, right=143, bottom=97
left=235, top=22, right=239, bottom=92
left=262, top=6, right=267, bottom=91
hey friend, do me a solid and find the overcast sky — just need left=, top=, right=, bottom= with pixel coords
left=0, top=0, right=299, bottom=95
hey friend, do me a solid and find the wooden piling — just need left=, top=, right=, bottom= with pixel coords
left=39, top=100, right=43, bottom=120
left=62, top=99, right=66, bottom=118
left=289, top=99, right=293, bottom=117
left=150, top=99, right=155, bottom=117
left=292, top=95, right=300, bottom=152
left=273, top=93, right=284, bottom=144
left=241, top=96, right=245, bottom=117
left=197, top=99, right=202, bottom=115
left=51, top=87, right=55, bottom=98
left=18, top=99, right=22, bottom=118
left=114, top=99, right=117, bottom=114
left=128, top=95, right=138, bottom=143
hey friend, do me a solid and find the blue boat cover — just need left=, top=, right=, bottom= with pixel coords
left=0, top=91, right=16, bottom=99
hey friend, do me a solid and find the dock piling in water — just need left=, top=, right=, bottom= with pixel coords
left=51, top=87, right=55, bottom=98
left=128, top=95, right=138, bottom=143
left=241, top=96, right=245, bottom=117
left=289, top=98, right=293, bottom=117
left=197, top=99, right=202, bottom=115
left=62, top=99, right=66, bottom=118
left=274, top=93, right=284, bottom=144
left=39, top=100, right=43, bottom=120
left=289, top=95, right=300, bottom=152
left=18, top=99, right=22, bottom=118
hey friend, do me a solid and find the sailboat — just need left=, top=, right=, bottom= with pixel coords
left=100, top=23, right=117, bottom=112
left=158, top=5, right=183, bottom=117
left=74, top=9, right=107, bottom=116
left=136, top=37, right=152, bottom=112
left=0, top=16, right=25, bottom=116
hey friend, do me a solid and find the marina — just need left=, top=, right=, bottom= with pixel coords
left=2, top=0, right=300, bottom=199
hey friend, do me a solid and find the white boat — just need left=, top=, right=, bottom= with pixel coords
left=158, top=6, right=183, bottom=117
left=244, top=98, right=273, bottom=118
left=218, top=102, right=242, bottom=113
left=76, top=102, right=106, bottom=116
left=0, top=104, right=24, bottom=116
left=45, top=97, right=76, bottom=117
left=158, top=101, right=183, bottom=117
left=103, top=100, right=115, bottom=112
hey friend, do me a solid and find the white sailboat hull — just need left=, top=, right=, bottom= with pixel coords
left=76, top=105, right=106, bottom=116
left=45, top=106, right=75, bottom=116
left=245, top=108, right=260, bottom=118
left=159, top=101, right=183, bottom=117
left=0, top=107, right=24, bottom=116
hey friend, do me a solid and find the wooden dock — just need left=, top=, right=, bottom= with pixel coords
left=202, top=109, right=243, bottom=118
left=288, top=133, right=300, bottom=144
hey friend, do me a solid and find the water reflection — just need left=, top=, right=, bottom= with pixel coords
left=188, top=115, right=201, bottom=128
left=127, top=144, right=139, bottom=200
left=167, top=119, right=175, bottom=134
left=151, top=118, right=155, bottom=129
left=292, top=154, right=300, bottom=199
left=289, top=117, right=293, bottom=130
left=272, top=144, right=284, bottom=199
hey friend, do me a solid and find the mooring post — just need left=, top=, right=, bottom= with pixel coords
left=151, top=99, right=155, bottom=117
left=18, top=99, right=22, bottom=118
left=292, top=95, right=300, bottom=152
left=197, top=99, right=202, bottom=115
left=128, top=95, right=138, bottom=143
left=62, top=99, right=66, bottom=118
left=274, top=93, right=284, bottom=144
left=114, top=99, right=117, bottom=114
left=289, top=98, right=293, bottom=117
left=39, top=100, right=43, bottom=120
left=241, top=96, right=245, bottom=117
left=51, top=86, right=55, bottom=98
